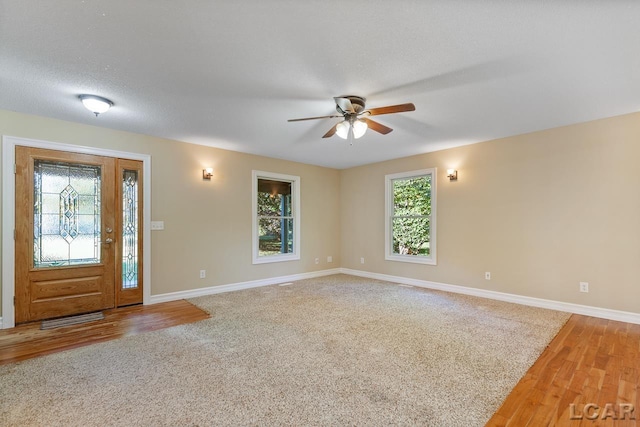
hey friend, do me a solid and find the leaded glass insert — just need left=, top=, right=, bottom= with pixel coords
left=34, top=160, right=101, bottom=267
left=60, top=185, right=79, bottom=242
left=121, top=169, right=139, bottom=289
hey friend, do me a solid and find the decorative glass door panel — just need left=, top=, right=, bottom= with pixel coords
left=115, top=159, right=143, bottom=306
left=33, top=160, right=102, bottom=267
left=122, top=169, right=138, bottom=288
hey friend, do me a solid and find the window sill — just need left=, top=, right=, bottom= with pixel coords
left=252, top=254, right=300, bottom=265
left=385, top=254, right=437, bottom=265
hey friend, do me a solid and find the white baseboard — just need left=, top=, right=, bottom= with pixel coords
left=341, top=268, right=640, bottom=325
left=150, top=268, right=342, bottom=304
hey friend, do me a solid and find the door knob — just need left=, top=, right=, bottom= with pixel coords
left=106, top=227, right=113, bottom=233
left=104, top=238, right=113, bottom=243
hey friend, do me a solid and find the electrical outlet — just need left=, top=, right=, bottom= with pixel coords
left=199, top=270, right=206, bottom=279
left=315, top=258, right=319, bottom=265
left=327, top=256, right=332, bottom=263
left=485, top=272, right=491, bottom=280
left=579, top=282, right=589, bottom=293
left=360, top=257, right=365, bottom=264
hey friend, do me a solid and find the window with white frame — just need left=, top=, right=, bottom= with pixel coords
left=252, top=170, right=300, bottom=264
left=385, top=168, right=436, bottom=265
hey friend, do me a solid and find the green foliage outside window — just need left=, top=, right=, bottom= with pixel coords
left=392, top=175, right=431, bottom=256
left=257, top=182, right=293, bottom=256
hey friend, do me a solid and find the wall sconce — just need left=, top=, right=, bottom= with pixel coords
left=447, top=169, right=458, bottom=181
left=202, top=168, right=213, bottom=180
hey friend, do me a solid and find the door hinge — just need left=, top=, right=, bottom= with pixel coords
left=14, top=163, right=17, bottom=174
left=14, top=296, right=16, bottom=305
left=14, top=229, right=16, bottom=240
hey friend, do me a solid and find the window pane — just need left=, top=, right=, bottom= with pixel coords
left=40, top=213, right=59, bottom=235
left=257, top=179, right=292, bottom=216
left=41, top=193, right=60, bottom=214
left=257, top=192, right=292, bottom=217
left=392, top=175, right=431, bottom=216
left=258, top=218, right=294, bottom=256
left=392, top=217, right=430, bottom=256
left=78, top=195, right=98, bottom=214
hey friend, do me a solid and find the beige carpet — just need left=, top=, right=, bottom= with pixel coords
left=0, top=274, right=569, bottom=426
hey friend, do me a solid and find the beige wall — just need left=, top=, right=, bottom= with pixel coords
left=340, top=112, right=640, bottom=313
left=2, top=109, right=639, bottom=319
left=0, top=110, right=341, bottom=316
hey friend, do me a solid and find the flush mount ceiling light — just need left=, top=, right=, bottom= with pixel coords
left=79, top=94, right=113, bottom=117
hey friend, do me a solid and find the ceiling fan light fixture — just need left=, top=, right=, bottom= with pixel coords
left=287, top=96, right=415, bottom=140
left=336, top=120, right=350, bottom=139
left=79, top=94, right=113, bottom=116
left=352, top=120, right=368, bottom=139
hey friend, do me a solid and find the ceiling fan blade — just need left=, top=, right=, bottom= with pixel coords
left=322, top=123, right=339, bottom=138
left=288, top=114, right=342, bottom=122
left=334, top=97, right=355, bottom=114
left=364, top=103, right=416, bottom=116
left=362, top=118, right=393, bottom=135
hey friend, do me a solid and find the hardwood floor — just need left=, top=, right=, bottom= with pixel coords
left=1, top=303, right=638, bottom=426
left=487, top=314, right=640, bottom=426
left=0, top=300, right=210, bottom=365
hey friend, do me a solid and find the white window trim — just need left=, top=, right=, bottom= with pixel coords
left=385, top=168, right=437, bottom=265
left=252, top=170, right=301, bottom=264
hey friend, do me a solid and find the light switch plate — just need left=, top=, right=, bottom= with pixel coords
left=151, top=221, right=164, bottom=230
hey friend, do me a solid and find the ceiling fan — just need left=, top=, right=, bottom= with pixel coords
left=288, top=95, right=415, bottom=140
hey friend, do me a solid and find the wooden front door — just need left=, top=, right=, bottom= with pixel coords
left=14, top=147, right=143, bottom=323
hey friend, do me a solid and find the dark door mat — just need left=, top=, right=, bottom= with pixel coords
left=40, top=312, right=105, bottom=330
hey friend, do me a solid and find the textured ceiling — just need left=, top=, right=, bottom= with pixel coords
left=1, top=1, right=639, bottom=169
